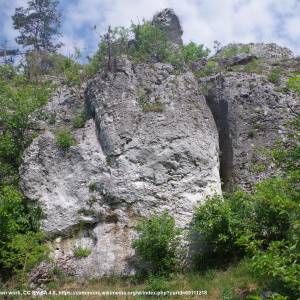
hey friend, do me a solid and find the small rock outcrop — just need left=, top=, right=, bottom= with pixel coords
left=20, top=58, right=221, bottom=277
left=215, top=43, right=294, bottom=61
left=152, top=8, right=183, bottom=45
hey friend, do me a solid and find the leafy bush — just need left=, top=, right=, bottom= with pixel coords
left=0, top=66, right=52, bottom=185
left=1, top=232, right=49, bottom=280
left=251, top=240, right=300, bottom=298
left=73, top=246, right=92, bottom=258
left=55, top=129, right=76, bottom=150
left=192, top=195, right=239, bottom=268
left=181, top=42, right=210, bottom=64
left=132, top=211, right=181, bottom=276
left=192, top=114, right=300, bottom=298
left=0, top=186, right=47, bottom=280
left=89, top=22, right=210, bottom=74
left=130, top=22, right=172, bottom=63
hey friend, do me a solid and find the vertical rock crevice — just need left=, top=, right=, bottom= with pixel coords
left=205, top=92, right=234, bottom=191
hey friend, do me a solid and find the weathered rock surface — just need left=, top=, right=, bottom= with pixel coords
left=21, top=58, right=221, bottom=277
left=215, top=43, right=294, bottom=61
left=152, top=8, right=183, bottom=45
left=201, top=72, right=299, bottom=190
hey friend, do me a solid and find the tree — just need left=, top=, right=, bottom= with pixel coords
left=12, top=0, right=61, bottom=51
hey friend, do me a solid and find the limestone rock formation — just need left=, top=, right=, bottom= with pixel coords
left=196, top=48, right=299, bottom=190
left=152, top=8, right=183, bottom=45
left=20, top=58, right=221, bottom=277
left=215, top=43, right=294, bottom=61
left=19, top=9, right=300, bottom=280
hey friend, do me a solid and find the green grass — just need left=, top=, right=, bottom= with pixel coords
left=18, top=259, right=260, bottom=300
left=72, top=112, right=86, bottom=128
left=137, top=87, right=165, bottom=112
left=73, top=246, right=92, bottom=258
left=286, top=76, right=300, bottom=95
left=55, top=128, right=76, bottom=150
left=267, top=69, right=281, bottom=85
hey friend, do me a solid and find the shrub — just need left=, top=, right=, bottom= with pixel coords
left=1, top=232, right=49, bottom=280
left=73, top=246, right=92, bottom=258
left=268, top=69, right=281, bottom=85
left=0, top=66, right=52, bottom=185
left=195, top=60, right=219, bottom=77
left=192, top=115, right=300, bottom=298
left=132, top=211, right=181, bottom=276
left=251, top=240, right=300, bottom=298
left=192, top=194, right=242, bottom=268
left=130, top=22, right=172, bottom=63
left=87, top=26, right=130, bottom=74
left=286, top=76, right=300, bottom=95
left=221, top=44, right=250, bottom=58
left=181, top=42, right=210, bottom=64
left=73, top=112, right=86, bottom=128
left=0, top=186, right=46, bottom=280
left=55, top=129, right=75, bottom=150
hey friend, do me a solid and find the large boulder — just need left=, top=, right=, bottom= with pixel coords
left=20, top=58, right=221, bottom=277
left=152, top=8, right=183, bottom=45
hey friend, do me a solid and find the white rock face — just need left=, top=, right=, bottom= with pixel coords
left=20, top=59, right=221, bottom=277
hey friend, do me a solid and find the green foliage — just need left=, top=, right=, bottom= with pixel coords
left=137, top=88, right=165, bottom=112
left=192, top=195, right=238, bottom=268
left=0, top=186, right=47, bottom=280
left=73, top=246, right=92, bottom=258
left=130, top=21, right=172, bottom=63
left=242, top=59, right=263, bottom=74
left=0, top=65, right=52, bottom=185
left=181, top=42, right=210, bottom=64
left=268, top=69, right=281, bottom=85
left=1, top=232, right=49, bottom=279
left=89, top=22, right=210, bottom=74
left=286, top=76, right=300, bottom=95
left=73, top=112, right=87, bottom=128
left=88, top=182, right=97, bottom=192
left=146, top=274, right=168, bottom=291
left=47, top=52, right=83, bottom=85
left=251, top=240, right=300, bottom=297
left=87, top=26, right=129, bottom=74
left=132, top=211, right=181, bottom=276
left=55, top=128, right=76, bottom=150
left=192, top=114, right=300, bottom=298
left=194, top=60, right=219, bottom=77
left=12, top=0, right=61, bottom=51
left=221, top=44, right=250, bottom=58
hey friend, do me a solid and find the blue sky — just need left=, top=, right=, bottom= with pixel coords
left=1, top=0, right=300, bottom=59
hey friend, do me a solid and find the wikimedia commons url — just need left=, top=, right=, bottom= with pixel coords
left=0, top=290, right=208, bottom=297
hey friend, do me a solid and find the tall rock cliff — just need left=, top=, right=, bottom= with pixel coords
left=20, top=59, right=221, bottom=277
left=19, top=10, right=299, bottom=279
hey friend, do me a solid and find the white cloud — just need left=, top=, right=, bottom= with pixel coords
left=1, top=0, right=300, bottom=56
